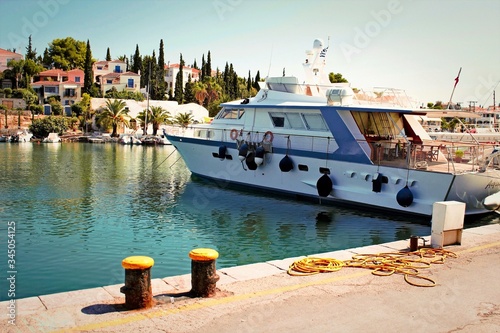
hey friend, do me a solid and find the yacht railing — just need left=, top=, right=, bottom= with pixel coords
left=263, top=80, right=416, bottom=108
left=166, top=125, right=498, bottom=173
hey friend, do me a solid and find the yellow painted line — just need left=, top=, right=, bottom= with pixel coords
left=454, top=240, right=500, bottom=254
left=50, top=270, right=370, bottom=332
left=50, top=239, right=500, bottom=332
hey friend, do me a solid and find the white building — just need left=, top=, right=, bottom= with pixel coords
left=165, top=63, right=200, bottom=96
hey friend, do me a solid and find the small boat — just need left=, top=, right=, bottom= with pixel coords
left=165, top=38, right=500, bottom=217
left=43, top=133, right=61, bottom=143
left=119, top=134, right=142, bottom=145
left=87, top=137, right=105, bottom=144
left=140, top=134, right=171, bottom=146
left=13, top=129, right=33, bottom=142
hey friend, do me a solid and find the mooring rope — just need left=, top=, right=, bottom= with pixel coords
left=288, top=248, right=457, bottom=287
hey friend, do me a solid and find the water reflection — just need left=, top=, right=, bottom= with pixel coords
left=0, top=143, right=497, bottom=300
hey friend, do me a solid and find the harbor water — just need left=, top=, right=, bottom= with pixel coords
left=0, top=143, right=497, bottom=301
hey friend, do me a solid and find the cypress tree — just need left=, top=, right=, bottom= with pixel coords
left=231, top=69, right=239, bottom=99
left=184, top=74, right=195, bottom=103
left=157, top=39, right=166, bottom=100
left=25, top=35, right=37, bottom=61
left=106, top=48, right=111, bottom=61
left=42, top=48, right=51, bottom=68
left=152, top=50, right=158, bottom=98
left=247, top=71, right=251, bottom=93
left=253, top=70, right=261, bottom=91
left=201, top=54, right=206, bottom=81
left=206, top=51, right=212, bottom=78
left=223, top=62, right=229, bottom=95
left=83, top=40, right=93, bottom=95
left=174, top=54, right=184, bottom=104
left=132, top=44, right=142, bottom=75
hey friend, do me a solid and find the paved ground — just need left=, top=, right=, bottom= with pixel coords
left=2, top=224, right=499, bottom=333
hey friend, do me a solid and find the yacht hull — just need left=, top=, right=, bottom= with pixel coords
left=168, top=136, right=499, bottom=216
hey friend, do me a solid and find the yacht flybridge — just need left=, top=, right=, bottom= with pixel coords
left=166, top=39, right=500, bottom=217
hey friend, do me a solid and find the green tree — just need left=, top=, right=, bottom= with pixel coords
left=328, top=72, right=348, bottom=83
left=174, top=54, right=184, bottom=104
left=25, top=35, right=37, bottom=61
left=6, top=59, right=24, bottom=89
left=184, top=74, right=195, bottom=104
left=132, top=44, right=142, bottom=75
left=47, top=37, right=87, bottom=70
left=173, top=112, right=193, bottom=127
left=48, top=96, right=63, bottom=115
left=106, top=47, right=111, bottom=61
left=253, top=70, right=261, bottom=91
left=73, top=93, right=92, bottom=131
left=20, top=89, right=38, bottom=111
left=42, top=48, right=51, bottom=68
left=23, top=59, right=43, bottom=88
left=83, top=40, right=93, bottom=95
left=156, top=39, right=167, bottom=100
left=200, top=54, right=205, bottom=81
left=97, top=99, right=129, bottom=137
left=247, top=71, right=252, bottom=93
left=149, top=105, right=171, bottom=135
left=206, top=51, right=212, bottom=79
left=29, top=116, right=69, bottom=137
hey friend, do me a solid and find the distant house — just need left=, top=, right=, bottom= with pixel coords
left=93, top=60, right=140, bottom=95
left=31, top=68, right=84, bottom=107
left=0, top=48, right=23, bottom=73
left=165, top=63, right=200, bottom=96
left=0, top=48, right=23, bottom=89
left=100, top=71, right=140, bottom=94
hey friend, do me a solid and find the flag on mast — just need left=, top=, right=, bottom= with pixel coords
left=454, top=67, right=462, bottom=88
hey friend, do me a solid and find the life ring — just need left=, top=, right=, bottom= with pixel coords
left=230, top=129, right=239, bottom=140
left=264, top=131, right=274, bottom=143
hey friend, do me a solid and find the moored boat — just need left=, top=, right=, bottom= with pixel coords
left=43, top=132, right=61, bottom=143
left=119, top=134, right=142, bottom=145
left=165, top=38, right=500, bottom=217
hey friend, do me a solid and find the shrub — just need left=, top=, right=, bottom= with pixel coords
left=29, top=116, right=69, bottom=138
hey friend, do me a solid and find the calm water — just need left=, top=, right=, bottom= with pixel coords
left=0, top=143, right=498, bottom=301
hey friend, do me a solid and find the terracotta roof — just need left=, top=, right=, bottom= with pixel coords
left=165, top=64, right=200, bottom=73
left=102, top=72, right=120, bottom=78
left=121, top=71, right=140, bottom=76
left=0, top=48, right=23, bottom=57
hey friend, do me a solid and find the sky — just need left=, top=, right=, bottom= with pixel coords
left=1, top=0, right=499, bottom=107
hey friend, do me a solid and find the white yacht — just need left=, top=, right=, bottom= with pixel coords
left=165, top=39, right=500, bottom=217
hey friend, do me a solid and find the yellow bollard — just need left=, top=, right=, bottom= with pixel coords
left=189, top=248, right=220, bottom=297
left=120, top=256, right=155, bottom=309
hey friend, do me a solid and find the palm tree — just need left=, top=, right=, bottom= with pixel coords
left=173, top=112, right=194, bottom=127
left=149, top=105, right=171, bottom=135
left=195, top=87, right=208, bottom=106
left=97, top=99, right=129, bottom=137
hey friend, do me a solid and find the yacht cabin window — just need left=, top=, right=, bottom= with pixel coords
left=269, top=111, right=327, bottom=131
left=302, top=114, right=328, bottom=131
left=216, top=108, right=245, bottom=119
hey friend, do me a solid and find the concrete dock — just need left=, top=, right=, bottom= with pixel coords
left=2, top=223, right=499, bottom=333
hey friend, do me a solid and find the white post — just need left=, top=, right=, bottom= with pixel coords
left=431, top=201, right=465, bottom=248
